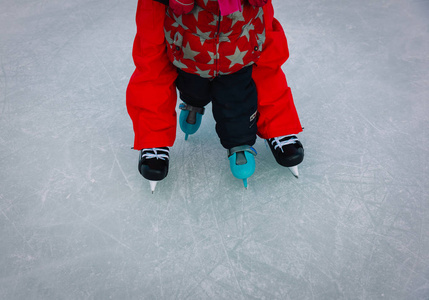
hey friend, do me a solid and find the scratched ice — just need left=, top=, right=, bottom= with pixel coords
left=0, top=0, right=428, bottom=299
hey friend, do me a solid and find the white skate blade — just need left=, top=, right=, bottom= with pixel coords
left=289, top=166, right=299, bottom=178
left=149, top=181, right=157, bottom=193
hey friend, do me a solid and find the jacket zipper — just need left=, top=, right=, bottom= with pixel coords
left=214, top=10, right=221, bottom=77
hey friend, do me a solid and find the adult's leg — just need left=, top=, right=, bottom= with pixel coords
left=126, top=0, right=178, bottom=149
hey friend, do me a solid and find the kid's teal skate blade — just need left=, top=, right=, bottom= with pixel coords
left=184, top=133, right=189, bottom=141
left=243, top=178, right=248, bottom=189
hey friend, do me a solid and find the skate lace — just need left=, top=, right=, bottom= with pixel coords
left=270, top=135, right=298, bottom=153
left=142, top=148, right=169, bottom=160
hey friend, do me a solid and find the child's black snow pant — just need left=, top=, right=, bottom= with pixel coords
left=175, top=66, right=258, bottom=149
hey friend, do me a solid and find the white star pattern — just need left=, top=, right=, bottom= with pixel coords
left=172, top=57, right=189, bottom=69
left=226, top=47, right=248, bottom=68
left=195, top=66, right=211, bottom=78
left=164, top=0, right=265, bottom=77
left=257, top=29, right=266, bottom=42
left=208, top=19, right=217, bottom=26
left=173, top=14, right=189, bottom=30
left=183, top=42, right=200, bottom=61
left=219, top=70, right=232, bottom=76
left=219, top=30, right=233, bottom=43
left=193, top=5, right=204, bottom=22
left=196, top=26, right=211, bottom=46
left=173, top=31, right=183, bottom=46
left=257, top=29, right=266, bottom=50
left=256, top=7, right=264, bottom=24
left=241, top=24, right=255, bottom=42
left=228, top=10, right=245, bottom=27
left=207, top=50, right=217, bottom=64
left=164, top=29, right=173, bottom=44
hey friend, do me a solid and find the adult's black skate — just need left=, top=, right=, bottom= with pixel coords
left=138, top=147, right=170, bottom=192
left=266, top=135, right=304, bottom=178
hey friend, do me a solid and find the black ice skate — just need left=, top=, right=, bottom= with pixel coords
left=138, top=147, right=170, bottom=193
left=266, top=135, right=304, bottom=178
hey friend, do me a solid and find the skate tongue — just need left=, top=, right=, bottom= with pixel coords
left=235, top=152, right=247, bottom=165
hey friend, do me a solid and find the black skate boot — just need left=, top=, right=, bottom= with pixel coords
left=138, top=147, right=170, bottom=192
left=267, top=135, right=304, bottom=177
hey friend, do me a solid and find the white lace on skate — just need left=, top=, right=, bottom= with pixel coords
left=270, top=135, right=298, bottom=153
left=142, top=148, right=169, bottom=160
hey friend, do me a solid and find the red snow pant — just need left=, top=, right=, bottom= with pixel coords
left=126, top=0, right=303, bottom=150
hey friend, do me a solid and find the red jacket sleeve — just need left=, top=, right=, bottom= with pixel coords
left=253, top=0, right=303, bottom=139
left=126, top=0, right=178, bottom=150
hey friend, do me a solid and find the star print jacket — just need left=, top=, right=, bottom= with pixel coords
left=126, top=0, right=303, bottom=149
left=164, top=0, right=266, bottom=78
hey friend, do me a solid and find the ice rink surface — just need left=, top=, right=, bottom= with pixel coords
left=1, top=0, right=428, bottom=299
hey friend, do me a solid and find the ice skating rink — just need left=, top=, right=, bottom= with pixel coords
left=1, top=0, right=428, bottom=299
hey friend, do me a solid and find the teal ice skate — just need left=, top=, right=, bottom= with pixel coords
left=179, top=103, right=205, bottom=140
left=228, top=145, right=257, bottom=188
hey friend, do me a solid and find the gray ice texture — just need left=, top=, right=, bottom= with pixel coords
left=0, top=0, right=428, bottom=299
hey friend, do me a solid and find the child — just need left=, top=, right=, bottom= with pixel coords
left=126, top=0, right=304, bottom=190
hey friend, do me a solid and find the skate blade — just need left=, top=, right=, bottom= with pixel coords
left=149, top=181, right=157, bottom=193
left=243, top=178, right=248, bottom=189
left=289, top=166, right=299, bottom=178
left=185, top=133, right=189, bottom=141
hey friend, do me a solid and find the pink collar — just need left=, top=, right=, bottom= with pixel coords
left=218, top=0, right=242, bottom=16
